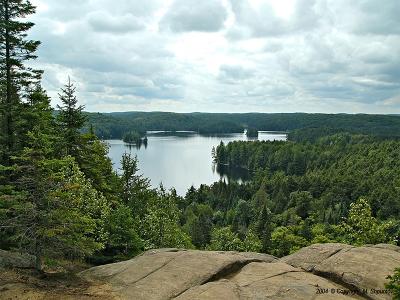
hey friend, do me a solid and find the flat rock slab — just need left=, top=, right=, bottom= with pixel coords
left=81, top=249, right=276, bottom=300
left=80, top=244, right=399, bottom=300
left=280, top=243, right=354, bottom=272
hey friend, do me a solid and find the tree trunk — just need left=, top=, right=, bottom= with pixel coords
left=34, top=238, right=42, bottom=272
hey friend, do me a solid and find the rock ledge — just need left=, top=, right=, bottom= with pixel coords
left=80, top=244, right=400, bottom=300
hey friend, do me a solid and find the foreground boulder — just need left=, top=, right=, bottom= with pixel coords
left=80, top=244, right=400, bottom=300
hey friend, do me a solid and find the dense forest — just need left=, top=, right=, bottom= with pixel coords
left=1, top=0, right=400, bottom=293
left=85, top=111, right=400, bottom=141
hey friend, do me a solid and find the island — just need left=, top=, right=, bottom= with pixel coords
left=122, top=130, right=147, bottom=144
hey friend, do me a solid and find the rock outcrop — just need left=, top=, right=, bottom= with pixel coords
left=80, top=244, right=400, bottom=300
left=0, top=250, right=35, bottom=269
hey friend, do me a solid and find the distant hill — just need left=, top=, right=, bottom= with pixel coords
left=84, top=112, right=400, bottom=140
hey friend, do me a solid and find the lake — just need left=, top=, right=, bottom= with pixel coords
left=106, top=131, right=287, bottom=195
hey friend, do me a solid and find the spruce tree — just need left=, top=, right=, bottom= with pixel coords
left=0, top=0, right=42, bottom=163
left=56, top=78, right=86, bottom=157
left=256, top=204, right=273, bottom=253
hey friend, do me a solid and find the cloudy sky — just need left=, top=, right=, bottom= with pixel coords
left=29, top=0, right=400, bottom=113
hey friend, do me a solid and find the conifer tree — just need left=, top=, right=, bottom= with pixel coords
left=56, top=78, right=86, bottom=157
left=0, top=0, right=42, bottom=163
left=256, top=204, right=273, bottom=253
left=1, top=128, right=105, bottom=270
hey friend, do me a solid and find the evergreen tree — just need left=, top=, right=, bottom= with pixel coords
left=255, top=204, right=274, bottom=253
left=56, top=78, right=86, bottom=157
left=185, top=203, right=213, bottom=248
left=0, top=0, right=42, bottom=163
left=18, top=87, right=54, bottom=149
left=251, top=181, right=270, bottom=215
left=1, top=130, right=104, bottom=270
left=78, top=127, right=119, bottom=202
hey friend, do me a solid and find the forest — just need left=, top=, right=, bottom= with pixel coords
left=0, top=0, right=400, bottom=294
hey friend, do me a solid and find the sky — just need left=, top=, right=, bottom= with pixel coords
left=28, top=0, right=400, bottom=113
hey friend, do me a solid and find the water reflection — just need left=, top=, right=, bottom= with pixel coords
left=213, top=163, right=250, bottom=183
left=124, top=138, right=148, bottom=150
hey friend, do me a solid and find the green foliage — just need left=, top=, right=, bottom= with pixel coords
left=57, top=160, right=111, bottom=246
left=141, top=188, right=193, bottom=249
left=310, top=223, right=337, bottom=244
left=340, top=198, right=394, bottom=245
left=288, top=191, right=313, bottom=219
left=386, top=268, right=400, bottom=300
left=255, top=205, right=273, bottom=252
left=207, top=227, right=245, bottom=251
left=207, top=227, right=262, bottom=252
left=105, top=204, right=143, bottom=258
left=214, top=135, right=400, bottom=220
left=271, top=227, right=308, bottom=257
left=243, top=230, right=262, bottom=252
left=184, top=203, right=213, bottom=249
left=1, top=152, right=105, bottom=269
left=77, top=130, right=118, bottom=201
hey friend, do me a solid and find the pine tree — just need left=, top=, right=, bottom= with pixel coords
left=0, top=0, right=42, bottom=163
left=56, top=78, right=86, bottom=157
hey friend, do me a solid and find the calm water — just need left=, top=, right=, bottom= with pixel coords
left=106, top=131, right=287, bottom=195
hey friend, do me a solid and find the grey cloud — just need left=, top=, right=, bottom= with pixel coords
left=161, top=0, right=227, bottom=32
left=87, top=11, right=144, bottom=34
left=328, top=0, right=400, bottom=35
left=38, top=0, right=161, bottom=22
left=227, top=0, right=318, bottom=39
left=219, top=65, right=255, bottom=82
